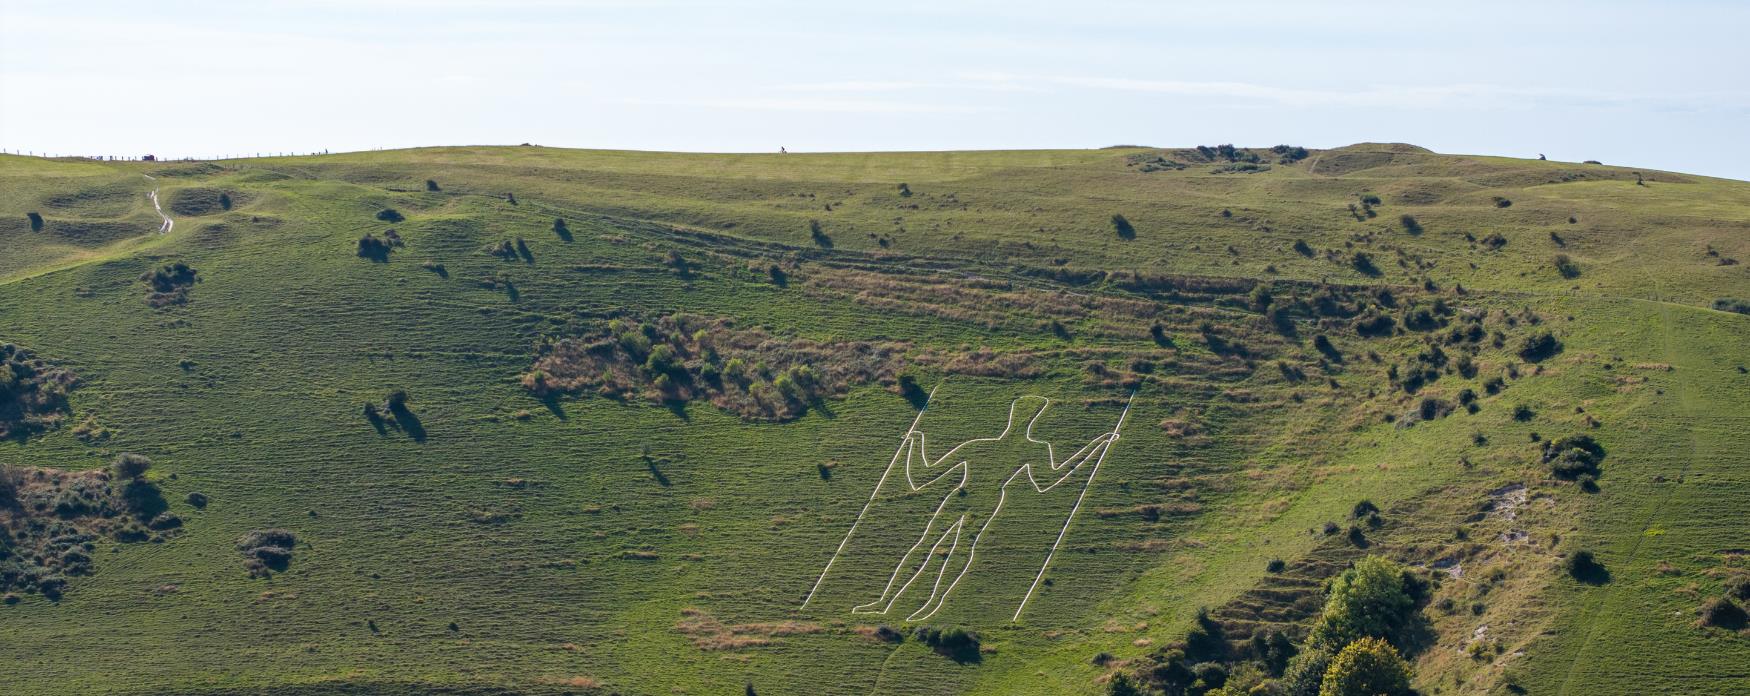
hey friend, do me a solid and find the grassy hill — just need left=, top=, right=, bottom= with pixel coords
left=1, top=144, right=1746, bottom=695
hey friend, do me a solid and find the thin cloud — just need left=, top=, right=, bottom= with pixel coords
left=621, top=97, right=988, bottom=114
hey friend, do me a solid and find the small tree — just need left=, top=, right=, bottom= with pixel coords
left=1307, top=556, right=1415, bottom=651
left=375, top=208, right=404, bottom=223
left=1319, top=637, right=1412, bottom=696
left=112, top=453, right=153, bottom=480
left=219, top=192, right=233, bottom=210
left=27, top=211, right=45, bottom=231
left=425, top=179, right=440, bottom=192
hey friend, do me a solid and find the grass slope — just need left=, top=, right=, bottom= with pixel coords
left=0, top=145, right=1746, bottom=695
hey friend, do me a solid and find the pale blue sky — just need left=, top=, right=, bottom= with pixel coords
left=2, top=0, right=1746, bottom=179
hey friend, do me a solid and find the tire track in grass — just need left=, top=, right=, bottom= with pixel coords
left=1557, top=287, right=1707, bottom=695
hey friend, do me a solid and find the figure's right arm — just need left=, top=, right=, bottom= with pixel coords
left=903, top=431, right=968, bottom=490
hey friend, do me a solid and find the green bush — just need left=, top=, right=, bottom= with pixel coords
left=1318, top=637, right=1411, bottom=696
left=1712, top=298, right=1750, bottom=315
left=375, top=208, right=405, bottom=223
left=1307, top=556, right=1416, bottom=651
left=1553, top=254, right=1581, bottom=279
left=111, top=453, right=152, bottom=480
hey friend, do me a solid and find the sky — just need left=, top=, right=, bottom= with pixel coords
left=2, top=0, right=1747, bottom=179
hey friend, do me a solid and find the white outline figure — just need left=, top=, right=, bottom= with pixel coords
left=802, top=388, right=1134, bottom=622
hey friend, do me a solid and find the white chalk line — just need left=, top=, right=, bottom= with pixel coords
left=143, top=174, right=173, bottom=234
left=1012, top=390, right=1134, bottom=622
left=804, top=388, right=1134, bottom=623
left=800, top=385, right=938, bottom=609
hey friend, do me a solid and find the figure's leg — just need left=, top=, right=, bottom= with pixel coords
left=906, top=516, right=975, bottom=622
left=852, top=511, right=945, bottom=614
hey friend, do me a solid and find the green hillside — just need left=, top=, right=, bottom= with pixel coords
left=1, top=144, right=1746, bottom=695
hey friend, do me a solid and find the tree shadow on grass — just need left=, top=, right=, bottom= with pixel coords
left=388, top=404, right=426, bottom=442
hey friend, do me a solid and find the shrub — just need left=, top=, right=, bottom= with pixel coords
left=1398, top=215, right=1422, bottom=235
left=1565, top=550, right=1608, bottom=584
left=237, top=529, right=297, bottom=577
left=357, top=234, right=392, bottom=261
left=1307, top=556, right=1417, bottom=651
left=1698, top=597, right=1749, bottom=630
left=809, top=219, right=831, bottom=248
left=425, top=179, right=440, bottom=192
left=185, top=491, right=209, bottom=508
left=375, top=208, right=405, bottom=223
left=553, top=217, right=572, bottom=241
left=27, top=212, right=44, bottom=231
left=1542, top=434, right=1605, bottom=479
left=913, top=625, right=979, bottom=662
left=1493, top=197, right=1512, bottom=208
left=1712, top=298, right=1750, bottom=315
left=1319, top=637, right=1412, bottom=696
left=897, top=183, right=912, bottom=197
left=219, top=192, right=233, bottom=210
left=1351, top=252, right=1380, bottom=277
left=1111, top=214, right=1135, bottom=240
left=1267, top=558, right=1286, bottom=573
left=1727, top=576, right=1750, bottom=601
left=1518, top=331, right=1562, bottom=362
left=1352, top=500, right=1379, bottom=518
left=1553, top=254, right=1581, bottom=279
left=111, top=453, right=152, bottom=480
left=1294, top=239, right=1314, bottom=256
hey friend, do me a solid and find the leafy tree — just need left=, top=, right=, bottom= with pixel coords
left=1307, top=556, right=1415, bottom=651
left=1319, top=637, right=1411, bottom=696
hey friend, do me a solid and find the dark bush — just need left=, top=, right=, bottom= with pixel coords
left=1727, top=576, right=1750, bottom=601
left=140, top=262, right=197, bottom=297
left=553, top=217, right=572, bottom=242
left=1493, top=197, right=1512, bottom=208
left=1111, top=214, right=1135, bottom=240
left=1293, top=239, right=1314, bottom=256
left=1698, top=597, right=1748, bottom=630
left=1355, top=311, right=1395, bottom=337
left=1553, top=254, right=1581, bottom=279
left=1519, top=331, right=1562, bottom=362
left=27, top=212, right=44, bottom=231
left=1352, top=252, right=1381, bottom=276
left=1712, top=298, right=1750, bottom=315
left=1267, top=558, right=1286, bottom=573
left=237, top=528, right=297, bottom=576
left=111, top=453, right=152, bottom=480
left=897, top=183, right=912, bottom=197
left=913, top=625, right=979, bottom=662
left=219, top=192, right=232, bottom=210
left=1565, top=550, right=1609, bottom=584
left=375, top=208, right=404, bottom=223
left=425, top=179, right=440, bottom=192
left=185, top=491, right=209, bottom=508
left=809, top=219, right=831, bottom=248
left=357, top=234, right=392, bottom=262
left=1543, top=434, right=1605, bottom=479
left=1399, top=215, right=1423, bottom=235
left=1352, top=500, right=1379, bottom=518
left=1481, top=233, right=1506, bottom=249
